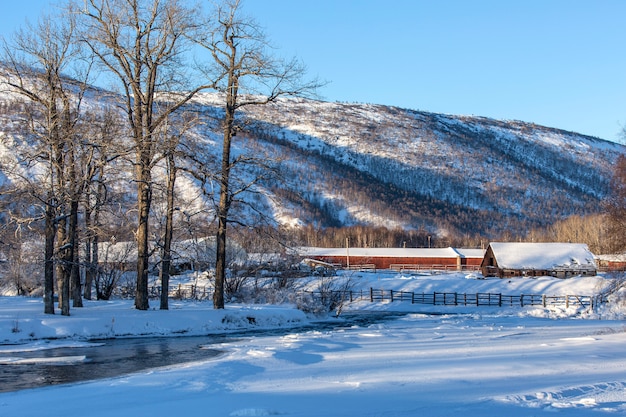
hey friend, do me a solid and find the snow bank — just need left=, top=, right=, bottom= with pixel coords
left=0, top=298, right=307, bottom=344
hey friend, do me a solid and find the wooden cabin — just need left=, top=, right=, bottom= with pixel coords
left=595, top=253, right=626, bottom=272
left=480, top=242, right=597, bottom=278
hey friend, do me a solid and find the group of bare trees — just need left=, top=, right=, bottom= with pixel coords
left=0, top=7, right=99, bottom=315
left=0, top=0, right=319, bottom=314
left=524, top=155, right=626, bottom=255
left=606, top=154, right=626, bottom=252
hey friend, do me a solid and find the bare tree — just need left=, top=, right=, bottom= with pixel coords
left=0, top=222, right=44, bottom=296
left=195, top=0, right=322, bottom=308
left=527, top=214, right=609, bottom=255
left=78, top=0, right=213, bottom=310
left=1, top=9, right=91, bottom=315
left=82, top=108, right=121, bottom=299
left=606, top=154, right=626, bottom=252
left=156, top=120, right=186, bottom=310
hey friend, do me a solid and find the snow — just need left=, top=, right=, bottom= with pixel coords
left=488, top=242, right=597, bottom=270
left=1, top=271, right=626, bottom=416
left=298, top=246, right=470, bottom=258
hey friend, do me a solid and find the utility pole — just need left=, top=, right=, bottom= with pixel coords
left=346, top=237, right=350, bottom=269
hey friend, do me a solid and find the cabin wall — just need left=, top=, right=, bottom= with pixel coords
left=597, top=259, right=626, bottom=271
left=310, top=255, right=476, bottom=270
left=480, top=246, right=498, bottom=277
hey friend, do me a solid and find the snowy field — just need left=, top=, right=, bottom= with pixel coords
left=1, top=271, right=626, bottom=416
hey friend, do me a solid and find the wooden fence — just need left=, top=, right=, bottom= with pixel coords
left=303, top=288, right=597, bottom=309
left=150, top=284, right=212, bottom=300
left=152, top=284, right=600, bottom=310
left=389, top=264, right=480, bottom=272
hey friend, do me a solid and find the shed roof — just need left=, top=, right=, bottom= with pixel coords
left=595, top=253, right=626, bottom=262
left=488, top=242, right=596, bottom=270
left=454, top=248, right=486, bottom=258
left=298, top=247, right=477, bottom=258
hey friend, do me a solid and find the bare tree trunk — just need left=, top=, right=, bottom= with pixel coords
left=214, top=102, right=235, bottom=309
left=70, top=199, right=82, bottom=307
left=44, top=194, right=55, bottom=315
left=214, top=214, right=228, bottom=309
left=83, top=137, right=110, bottom=300
left=88, top=174, right=105, bottom=299
left=83, top=208, right=94, bottom=300
left=56, top=215, right=71, bottom=316
left=53, top=104, right=71, bottom=316
left=91, top=233, right=99, bottom=297
left=135, top=163, right=152, bottom=311
left=160, top=154, right=176, bottom=310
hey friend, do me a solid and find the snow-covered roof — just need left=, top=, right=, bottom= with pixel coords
left=595, top=253, right=626, bottom=262
left=488, top=242, right=596, bottom=270
left=454, top=248, right=486, bottom=258
left=298, top=247, right=479, bottom=258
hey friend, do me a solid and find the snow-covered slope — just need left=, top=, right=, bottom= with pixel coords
left=233, top=96, right=624, bottom=235
left=1, top=83, right=623, bottom=240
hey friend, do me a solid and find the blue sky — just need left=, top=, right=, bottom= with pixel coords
left=2, top=1, right=625, bottom=143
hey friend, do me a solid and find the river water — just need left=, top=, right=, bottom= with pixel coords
left=0, top=335, right=226, bottom=393
left=0, top=313, right=406, bottom=393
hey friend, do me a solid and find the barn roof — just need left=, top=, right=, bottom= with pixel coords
left=298, top=247, right=481, bottom=258
left=595, top=253, right=626, bottom=262
left=454, top=248, right=486, bottom=258
left=487, top=242, right=596, bottom=270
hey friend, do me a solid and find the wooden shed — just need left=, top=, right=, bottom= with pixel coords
left=298, top=247, right=484, bottom=271
left=595, top=253, right=626, bottom=272
left=480, top=242, right=597, bottom=278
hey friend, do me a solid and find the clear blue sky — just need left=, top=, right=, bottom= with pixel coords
left=2, top=1, right=625, bottom=143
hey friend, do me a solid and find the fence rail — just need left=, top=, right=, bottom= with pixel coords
left=149, top=284, right=212, bottom=300
left=389, top=264, right=480, bottom=272
left=303, top=288, right=596, bottom=309
left=151, top=284, right=599, bottom=310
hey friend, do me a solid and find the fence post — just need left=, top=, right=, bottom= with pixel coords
left=542, top=294, right=546, bottom=307
left=520, top=294, right=524, bottom=307
left=390, top=289, right=394, bottom=302
left=498, top=293, right=502, bottom=307
left=566, top=295, right=569, bottom=308
left=370, top=287, right=373, bottom=303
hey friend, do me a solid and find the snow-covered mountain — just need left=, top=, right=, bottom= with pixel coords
left=228, top=96, right=624, bottom=237
left=1, top=84, right=623, bottom=241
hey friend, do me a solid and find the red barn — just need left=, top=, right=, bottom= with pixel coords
left=298, top=247, right=483, bottom=271
left=480, top=242, right=597, bottom=278
left=595, top=253, right=626, bottom=271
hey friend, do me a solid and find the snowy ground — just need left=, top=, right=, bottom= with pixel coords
left=1, top=271, right=626, bottom=416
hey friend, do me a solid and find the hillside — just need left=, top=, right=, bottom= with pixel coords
left=219, top=95, right=624, bottom=237
left=0, top=86, right=624, bottom=242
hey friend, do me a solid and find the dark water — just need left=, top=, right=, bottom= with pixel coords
left=0, top=335, right=226, bottom=393
left=0, top=312, right=407, bottom=393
